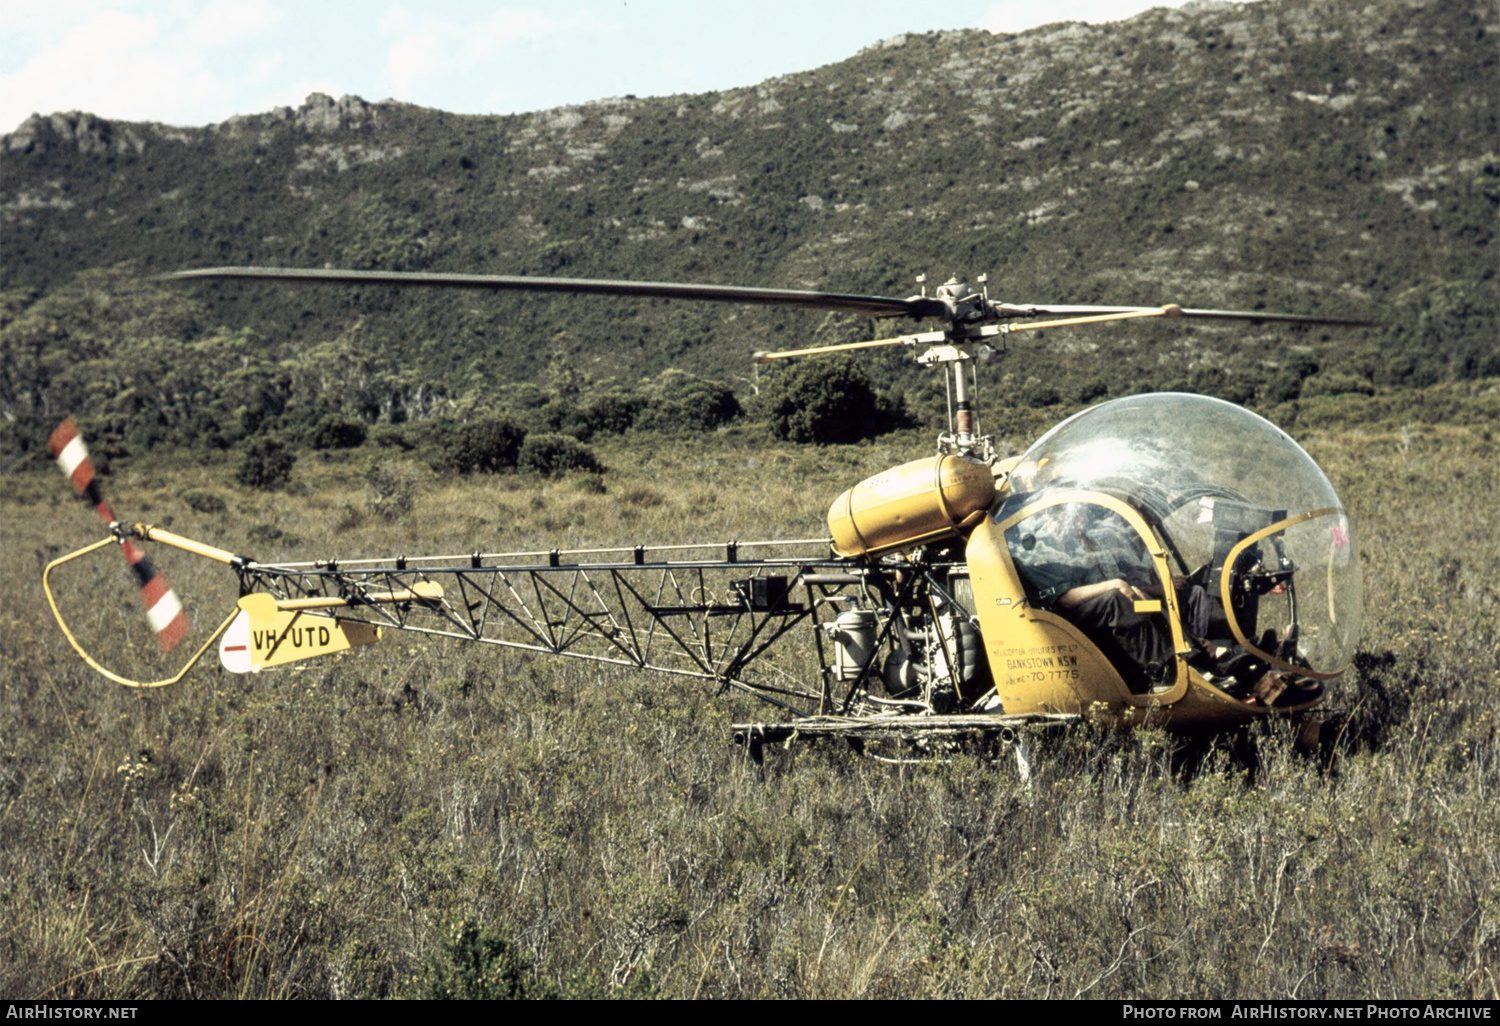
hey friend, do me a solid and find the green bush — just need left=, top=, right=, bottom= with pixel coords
left=1075, top=379, right=1111, bottom=404
left=757, top=357, right=907, bottom=444
left=235, top=437, right=296, bottom=490
left=1185, top=367, right=1257, bottom=405
left=369, top=422, right=425, bottom=451
left=1301, top=371, right=1376, bottom=397
left=366, top=463, right=415, bottom=522
left=179, top=488, right=226, bottom=514
left=407, top=919, right=633, bottom=999
left=409, top=920, right=545, bottom=1000
left=635, top=370, right=741, bottom=433
left=434, top=417, right=527, bottom=475
left=1381, top=280, right=1500, bottom=384
left=585, top=391, right=647, bottom=435
left=538, top=389, right=651, bottom=441
left=536, top=397, right=593, bottom=441
left=1017, top=378, right=1062, bottom=408
left=246, top=523, right=283, bottom=544
left=309, top=416, right=368, bottom=450
left=1259, top=354, right=1320, bottom=404
left=518, top=433, right=602, bottom=476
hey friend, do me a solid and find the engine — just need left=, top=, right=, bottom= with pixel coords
left=824, top=568, right=986, bottom=714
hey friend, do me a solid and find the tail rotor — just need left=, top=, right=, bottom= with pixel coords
left=47, top=418, right=190, bottom=652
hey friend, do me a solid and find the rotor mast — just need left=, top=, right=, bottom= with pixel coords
left=927, top=276, right=988, bottom=454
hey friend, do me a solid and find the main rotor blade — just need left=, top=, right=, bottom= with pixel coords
left=993, top=302, right=1378, bottom=328
left=165, top=266, right=940, bottom=320
left=166, top=267, right=1378, bottom=327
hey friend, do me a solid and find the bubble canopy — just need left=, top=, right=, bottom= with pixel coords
left=1005, top=393, right=1361, bottom=678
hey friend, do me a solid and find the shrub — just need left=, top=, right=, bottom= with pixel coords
left=309, top=416, right=368, bottom=450
left=1185, top=367, right=1257, bottom=405
left=620, top=486, right=664, bottom=507
left=518, top=433, right=602, bottom=476
left=1017, top=378, right=1062, bottom=408
left=409, top=920, right=545, bottom=1000
left=536, top=396, right=593, bottom=441
left=369, top=422, right=424, bottom=451
left=539, top=389, right=651, bottom=441
left=407, top=920, right=625, bottom=999
left=1075, top=379, right=1111, bottom=404
left=179, top=489, right=226, bottom=514
left=1301, top=371, right=1376, bottom=397
left=366, top=463, right=415, bottom=522
left=1259, top=354, right=1320, bottom=404
left=758, top=357, right=907, bottom=444
left=247, top=523, right=283, bottom=544
left=434, top=417, right=526, bottom=475
left=235, top=438, right=296, bottom=490
left=635, top=370, right=741, bottom=433
left=582, top=391, right=646, bottom=435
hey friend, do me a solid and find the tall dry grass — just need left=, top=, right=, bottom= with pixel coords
left=1, top=395, right=1495, bottom=998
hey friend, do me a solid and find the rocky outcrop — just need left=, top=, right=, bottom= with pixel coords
left=293, top=93, right=378, bottom=133
left=4, top=92, right=380, bottom=156
left=4, top=112, right=146, bottom=156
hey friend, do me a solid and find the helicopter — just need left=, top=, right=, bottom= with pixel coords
left=42, top=267, right=1371, bottom=761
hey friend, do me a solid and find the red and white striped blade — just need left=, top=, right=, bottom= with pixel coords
left=48, top=418, right=114, bottom=522
left=48, top=418, right=190, bottom=652
left=122, top=540, right=190, bottom=652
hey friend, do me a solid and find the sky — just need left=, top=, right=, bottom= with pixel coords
left=0, top=0, right=1248, bottom=133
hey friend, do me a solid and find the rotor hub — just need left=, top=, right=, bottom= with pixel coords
left=933, top=277, right=989, bottom=327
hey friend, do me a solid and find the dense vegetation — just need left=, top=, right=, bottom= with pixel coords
left=0, top=388, right=1495, bottom=999
left=1, top=0, right=1495, bottom=462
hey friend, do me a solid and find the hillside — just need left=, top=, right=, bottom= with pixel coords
left=1, top=0, right=1496, bottom=456
left=2, top=0, right=1498, bottom=999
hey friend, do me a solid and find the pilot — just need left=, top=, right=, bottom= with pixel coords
left=1008, top=503, right=1176, bottom=692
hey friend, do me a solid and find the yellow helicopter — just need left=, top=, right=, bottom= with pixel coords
left=42, top=268, right=1371, bottom=759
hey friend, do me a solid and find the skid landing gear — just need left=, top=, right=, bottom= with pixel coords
left=730, top=712, right=1079, bottom=766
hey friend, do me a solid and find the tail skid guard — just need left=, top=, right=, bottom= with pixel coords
left=42, top=537, right=237, bottom=688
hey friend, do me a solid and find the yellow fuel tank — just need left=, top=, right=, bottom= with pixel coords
left=828, top=455, right=996, bottom=558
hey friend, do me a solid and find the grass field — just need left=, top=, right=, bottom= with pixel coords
left=1, top=387, right=1496, bottom=999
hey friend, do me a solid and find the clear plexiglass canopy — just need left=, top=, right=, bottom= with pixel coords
left=1005, top=393, right=1362, bottom=678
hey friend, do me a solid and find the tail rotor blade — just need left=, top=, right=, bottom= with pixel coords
left=48, top=418, right=114, bottom=522
left=47, top=418, right=190, bottom=652
left=123, top=540, right=190, bottom=652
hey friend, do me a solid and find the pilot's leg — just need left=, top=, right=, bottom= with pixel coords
left=1179, top=583, right=1210, bottom=639
left=1071, top=591, right=1174, bottom=691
